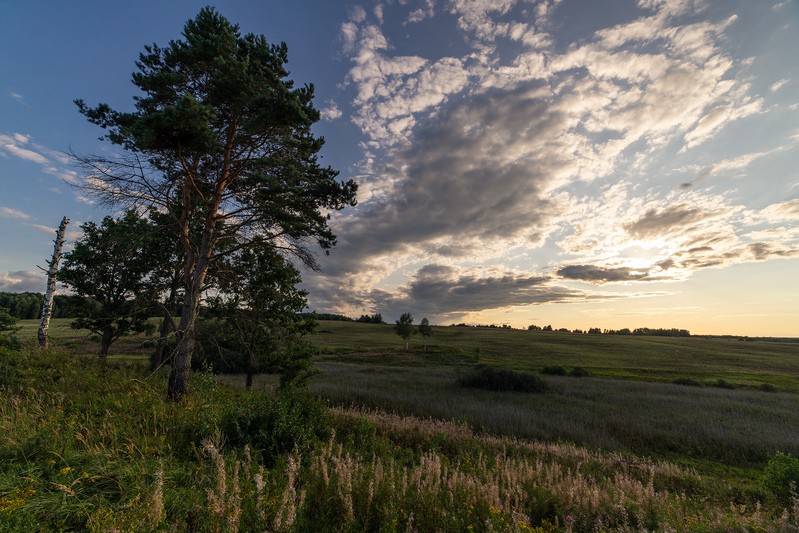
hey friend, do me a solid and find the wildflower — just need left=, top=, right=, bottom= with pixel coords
left=59, top=466, right=73, bottom=476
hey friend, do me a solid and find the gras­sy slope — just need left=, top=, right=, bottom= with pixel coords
left=311, top=321, right=799, bottom=391
left=1, top=345, right=798, bottom=531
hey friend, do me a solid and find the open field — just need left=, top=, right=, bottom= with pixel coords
left=4, top=319, right=799, bottom=530
left=310, top=321, right=799, bottom=391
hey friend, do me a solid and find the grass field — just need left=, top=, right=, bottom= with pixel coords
left=3, top=319, right=799, bottom=531
left=310, top=321, right=799, bottom=391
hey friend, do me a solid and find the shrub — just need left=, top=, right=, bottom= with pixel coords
left=541, top=365, right=567, bottom=376
left=672, top=378, right=702, bottom=387
left=568, top=366, right=591, bottom=378
left=0, top=307, right=19, bottom=349
left=762, top=452, right=799, bottom=506
left=458, top=365, right=549, bottom=393
left=712, top=378, right=736, bottom=389
left=221, top=387, right=331, bottom=465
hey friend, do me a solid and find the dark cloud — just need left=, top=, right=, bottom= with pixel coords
left=557, top=264, right=649, bottom=283
left=624, top=204, right=719, bottom=239
left=307, top=263, right=597, bottom=323
left=325, top=81, right=567, bottom=275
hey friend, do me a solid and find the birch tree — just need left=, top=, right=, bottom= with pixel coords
left=74, top=8, right=357, bottom=399
left=38, top=216, right=69, bottom=349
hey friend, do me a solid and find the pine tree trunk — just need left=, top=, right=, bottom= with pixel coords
left=151, top=273, right=181, bottom=371
left=38, top=217, right=69, bottom=349
left=168, top=287, right=201, bottom=401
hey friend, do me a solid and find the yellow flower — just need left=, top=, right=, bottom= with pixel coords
left=59, top=466, right=73, bottom=476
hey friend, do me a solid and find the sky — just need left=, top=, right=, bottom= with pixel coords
left=1, top=0, right=798, bottom=337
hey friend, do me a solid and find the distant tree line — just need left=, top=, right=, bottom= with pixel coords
left=528, top=324, right=691, bottom=337
left=356, top=313, right=384, bottom=324
left=0, top=292, right=105, bottom=320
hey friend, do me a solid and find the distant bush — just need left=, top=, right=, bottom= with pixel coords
left=541, top=365, right=567, bottom=376
left=712, top=378, right=736, bottom=389
left=458, top=365, right=549, bottom=393
left=568, top=366, right=591, bottom=378
left=762, top=452, right=799, bottom=506
left=759, top=383, right=778, bottom=393
left=672, top=378, right=702, bottom=387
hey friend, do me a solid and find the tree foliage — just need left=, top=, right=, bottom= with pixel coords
left=59, top=211, right=161, bottom=362
left=74, top=7, right=357, bottom=399
left=0, top=306, right=19, bottom=348
left=418, top=317, right=432, bottom=351
left=394, top=313, right=414, bottom=351
left=203, top=245, right=317, bottom=388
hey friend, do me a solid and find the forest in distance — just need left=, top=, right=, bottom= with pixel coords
left=4, top=291, right=795, bottom=342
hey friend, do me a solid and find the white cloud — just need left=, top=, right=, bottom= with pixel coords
left=770, top=79, right=790, bottom=92
left=0, top=207, right=31, bottom=220
left=315, top=0, right=798, bottom=319
left=320, top=101, right=343, bottom=121
left=0, top=136, right=49, bottom=165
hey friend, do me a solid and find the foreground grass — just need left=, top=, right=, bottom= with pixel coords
left=2, top=345, right=799, bottom=532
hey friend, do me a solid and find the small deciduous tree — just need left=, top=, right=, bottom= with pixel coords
left=395, top=313, right=414, bottom=351
left=59, top=211, right=160, bottom=363
left=418, top=317, right=432, bottom=352
left=207, top=245, right=315, bottom=388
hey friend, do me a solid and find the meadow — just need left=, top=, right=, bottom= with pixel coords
left=1, top=319, right=798, bottom=531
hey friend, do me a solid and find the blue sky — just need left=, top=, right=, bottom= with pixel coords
left=1, top=0, right=798, bottom=336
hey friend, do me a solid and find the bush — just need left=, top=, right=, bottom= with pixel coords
left=762, top=452, right=799, bottom=506
left=458, top=365, right=549, bottom=393
left=712, top=378, right=736, bottom=389
left=672, top=378, right=702, bottom=387
left=221, top=387, right=331, bottom=465
left=568, top=366, right=591, bottom=378
left=541, top=365, right=567, bottom=376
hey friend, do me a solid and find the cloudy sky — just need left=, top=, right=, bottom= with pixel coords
left=1, top=0, right=798, bottom=336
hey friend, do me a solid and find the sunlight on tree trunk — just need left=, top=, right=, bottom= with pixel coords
left=38, top=216, right=69, bottom=350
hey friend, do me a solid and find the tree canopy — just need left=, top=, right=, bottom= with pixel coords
left=59, top=211, right=162, bottom=362
left=395, top=313, right=414, bottom=351
left=75, top=7, right=357, bottom=399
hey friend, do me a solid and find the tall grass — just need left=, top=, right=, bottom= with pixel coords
left=311, top=362, right=799, bottom=465
left=3, top=337, right=799, bottom=531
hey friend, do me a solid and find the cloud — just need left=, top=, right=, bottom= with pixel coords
left=0, top=207, right=31, bottom=220
left=320, top=101, right=343, bottom=121
left=307, top=263, right=599, bottom=323
left=9, top=92, right=26, bottom=105
left=624, top=203, right=725, bottom=240
left=0, top=270, right=44, bottom=292
left=0, top=135, right=49, bottom=165
left=760, top=199, right=799, bottom=222
left=308, top=0, right=797, bottom=322
left=557, top=264, right=651, bottom=283
left=770, top=79, right=789, bottom=92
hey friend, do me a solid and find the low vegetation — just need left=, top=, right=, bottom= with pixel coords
left=2, top=320, right=799, bottom=531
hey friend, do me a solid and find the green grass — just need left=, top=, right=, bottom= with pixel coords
left=308, top=362, right=799, bottom=467
left=4, top=319, right=799, bottom=530
left=311, top=321, right=799, bottom=391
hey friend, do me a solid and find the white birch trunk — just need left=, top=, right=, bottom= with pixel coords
left=38, top=216, right=69, bottom=349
